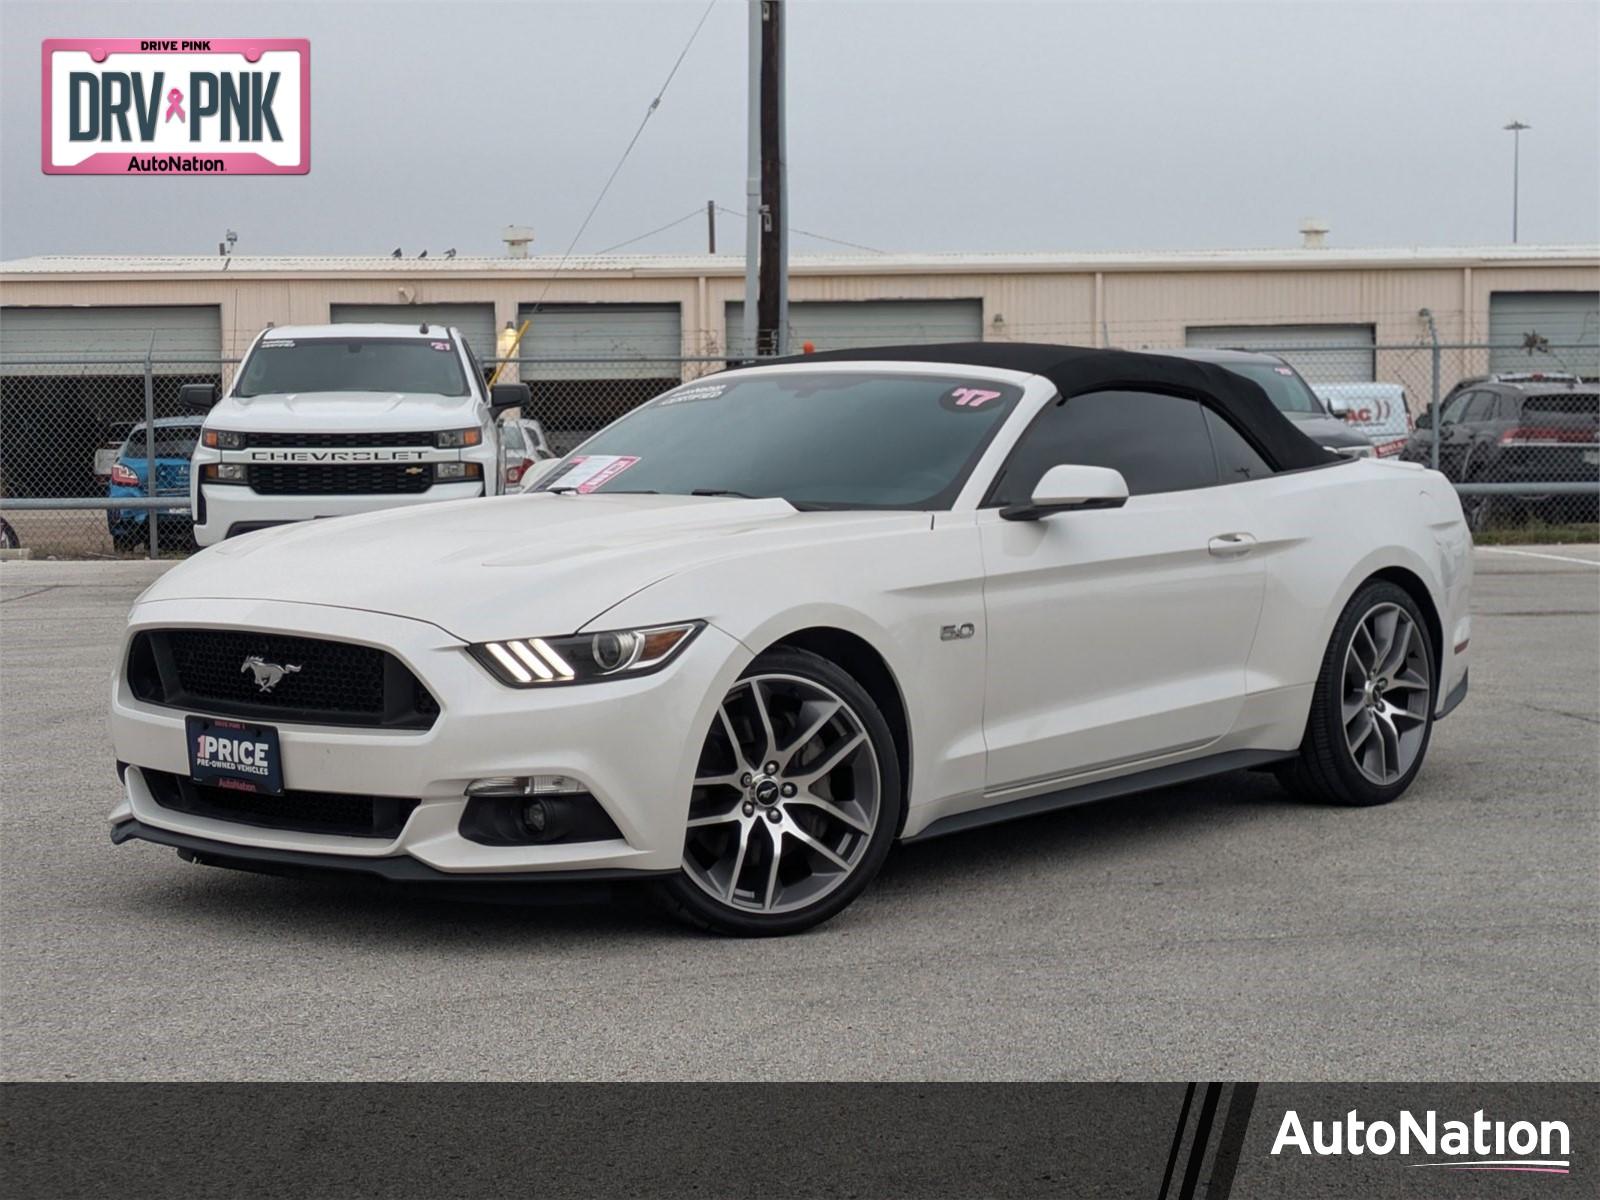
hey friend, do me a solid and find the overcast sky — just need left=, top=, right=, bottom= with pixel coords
left=2, top=0, right=1597, bottom=260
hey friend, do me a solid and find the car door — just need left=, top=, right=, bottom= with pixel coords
left=976, top=389, right=1266, bottom=793
left=1436, top=390, right=1488, bottom=479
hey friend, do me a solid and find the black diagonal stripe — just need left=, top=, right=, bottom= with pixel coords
left=1205, top=1083, right=1260, bottom=1200
left=1176, top=1082, right=1224, bottom=1200
left=1156, top=1082, right=1197, bottom=1200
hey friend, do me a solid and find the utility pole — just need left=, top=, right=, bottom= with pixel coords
left=706, top=200, right=716, bottom=254
left=1504, top=120, right=1530, bottom=243
left=744, top=0, right=787, bottom=359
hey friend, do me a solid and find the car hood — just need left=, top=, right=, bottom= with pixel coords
left=137, top=493, right=927, bottom=642
left=207, top=391, right=478, bottom=432
left=1283, top=410, right=1370, bottom=448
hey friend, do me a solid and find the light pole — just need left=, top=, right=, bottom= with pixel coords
left=1503, top=120, right=1530, bottom=243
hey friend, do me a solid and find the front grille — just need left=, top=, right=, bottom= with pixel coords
left=248, top=462, right=435, bottom=495
left=144, top=770, right=417, bottom=839
left=245, top=430, right=436, bottom=448
left=127, top=629, right=438, bottom=729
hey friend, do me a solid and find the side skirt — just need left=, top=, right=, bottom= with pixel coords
left=904, top=748, right=1294, bottom=843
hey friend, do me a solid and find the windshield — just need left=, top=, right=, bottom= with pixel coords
left=235, top=338, right=469, bottom=398
left=538, top=371, right=1024, bottom=509
left=1220, top=361, right=1325, bottom=415
left=122, top=427, right=200, bottom=458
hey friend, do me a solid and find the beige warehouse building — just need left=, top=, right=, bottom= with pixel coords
left=2, top=243, right=1597, bottom=369
left=2, top=243, right=1597, bottom=491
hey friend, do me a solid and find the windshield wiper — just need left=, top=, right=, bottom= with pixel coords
left=690, top=488, right=759, bottom=499
left=543, top=487, right=659, bottom=495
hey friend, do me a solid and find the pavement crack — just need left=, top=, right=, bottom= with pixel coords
left=1513, top=700, right=1600, bottom=727
left=0, top=585, right=61, bottom=605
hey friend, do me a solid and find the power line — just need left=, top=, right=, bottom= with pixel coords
left=594, top=208, right=708, bottom=255
left=715, top=204, right=886, bottom=254
left=526, top=0, right=719, bottom=309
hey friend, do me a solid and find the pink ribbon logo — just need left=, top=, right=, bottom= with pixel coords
left=164, top=88, right=185, bottom=123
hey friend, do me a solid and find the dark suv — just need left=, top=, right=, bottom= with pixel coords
left=1400, top=377, right=1599, bottom=529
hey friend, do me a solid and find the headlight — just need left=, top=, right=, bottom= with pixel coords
left=469, top=622, right=703, bottom=687
left=436, top=428, right=483, bottom=449
left=202, top=429, right=246, bottom=449
left=434, top=461, right=483, bottom=481
left=201, top=463, right=248, bottom=484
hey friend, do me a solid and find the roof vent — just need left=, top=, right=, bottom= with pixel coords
left=502, top=226, right=534, bottom=258
left=1299, top=219, right=1329, bottom=249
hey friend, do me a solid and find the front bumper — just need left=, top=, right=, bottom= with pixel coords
left=110, top=597, right=746, bottom=876
left=192, top=481, right=486, bottom=545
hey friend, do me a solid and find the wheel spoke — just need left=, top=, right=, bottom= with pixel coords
left=1347, top=710, right=1376, bottom=755
left=748, top=679, right=780, bottom=764
left=789, top=791, right=872, bottom=833
left=790, top=731, right=865, bottom=786
left=1385, top=671, right=1429, bottom=694
left=716, top=704, right=750, bottom=773
left=723, top=821, right=752, bottom=901
left=686, top=801, right=743, bottom=829
left=1353, top=623, right=1380, bottom=674
left=779, top=700, right=842, bottom=770
left=1387, top=705, right=1427, bottom=728
left=786, top=822, right=849, bottom=871
left=1379, top=618, right=1413, bottom=679
left=762, top=824, right=783, bottom=910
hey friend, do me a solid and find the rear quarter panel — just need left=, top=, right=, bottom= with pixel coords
left=1233, top=459, right=1470, bottom=749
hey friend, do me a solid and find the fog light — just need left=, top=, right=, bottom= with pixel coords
left=202, top=462, right=248, bottom=484
left=459, top=777, right=623, bottom=846
left=434, top=461, right=482, bottom=481
left=522, top=799, right=550, bottom=836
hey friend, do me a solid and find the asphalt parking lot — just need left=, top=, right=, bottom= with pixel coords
left=2, top=547, right=1596, bottom=1082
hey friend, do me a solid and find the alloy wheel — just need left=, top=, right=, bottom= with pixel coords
left=683, top=673, right=882, bottom=914
left=1341, top=602, right=1432, bottom=785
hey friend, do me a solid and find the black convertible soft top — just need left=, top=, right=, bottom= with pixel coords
left=760, top=341, right=1336, bottom=472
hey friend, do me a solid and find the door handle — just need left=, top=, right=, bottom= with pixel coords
left=1208, top=532, right=1257, bottom=558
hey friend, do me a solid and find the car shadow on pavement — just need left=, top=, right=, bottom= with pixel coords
left=113, top=768, right=1299, bottom=944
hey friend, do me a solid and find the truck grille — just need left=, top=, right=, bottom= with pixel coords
left=144, top=770, right=418, bottom=839
left=244, top=430, right=436, bottom=448
left=248, top=462, right=435, bottom=495
left=127, top=629, right=439, bottom=729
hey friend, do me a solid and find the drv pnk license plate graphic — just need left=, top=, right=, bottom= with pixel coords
left=186, top=715, right=283, bottom=795
left=42, top=39, right=309, bottom=175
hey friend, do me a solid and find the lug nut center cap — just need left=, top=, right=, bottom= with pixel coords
left=753, top=778, right=781, bottom=807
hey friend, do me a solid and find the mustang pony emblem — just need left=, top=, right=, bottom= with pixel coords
left=241, top=655, right=301, bottom=693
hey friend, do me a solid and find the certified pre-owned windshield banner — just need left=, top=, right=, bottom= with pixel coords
left=1, top=1083, right=1592, bottom=1197
left=41, top=39, right=309, bottom=175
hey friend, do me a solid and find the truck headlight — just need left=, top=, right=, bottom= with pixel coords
left=468, top=622, right=703, bottom=687
left=202, top=429, right=246, bottom=450
left=435, top=428, right=483, bottom=449
left=201, top=463, right=248, bottom=484
left=434, top=461, right=483, bottom=481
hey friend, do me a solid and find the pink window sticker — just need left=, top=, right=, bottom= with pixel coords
left=551, top=454, right=641, bottom=493
left=950, top=387, right=1003, bottom=408
left=430, top=341, right=452, bottom=351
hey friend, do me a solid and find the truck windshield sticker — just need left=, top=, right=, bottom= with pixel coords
left=658, top=383, right=728, bottom=407
left=261, top=340, right=294, bottom=348
left=547, top=454, right=641, bottom=493
left=430, top=341, right=453, bottom=351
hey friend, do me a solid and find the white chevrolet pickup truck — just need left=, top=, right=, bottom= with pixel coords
left=182, top=323, right=529, bottom=546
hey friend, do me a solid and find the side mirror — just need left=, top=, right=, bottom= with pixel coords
left=179, top=383, right=218, bottom=412
left=1323, top=393, right=1352, bottom=418
left=490, top=382, right=529, bottom=415
left=1001, top=464, right=1129, bottom=521
left=1414, top=410, right=1432, bottom=430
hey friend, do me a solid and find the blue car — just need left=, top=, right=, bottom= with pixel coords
left=107, top=417, right=203, bottom=551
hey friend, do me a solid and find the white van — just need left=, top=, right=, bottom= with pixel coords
left=183, top=324, right=528, bottom=545
left=1314, top=382, right=1411, bottom=458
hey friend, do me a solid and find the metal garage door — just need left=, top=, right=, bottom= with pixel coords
left=1488, top=292, right=1599, bottom=377
left=723, top=299, right=983, bottom=357
left=516, top=304, right=681, bottom=380
left=0, top=305, right=222, bottom=375
left=330, top=303, right=497, bottom=363
left=1186, top=324, right=1376, bottom=385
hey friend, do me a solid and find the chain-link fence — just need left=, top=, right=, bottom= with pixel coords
left=2, top=342, right=1595, bottom=558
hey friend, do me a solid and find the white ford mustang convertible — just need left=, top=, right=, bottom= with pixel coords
left=110, top=344, right=1473, bottom=935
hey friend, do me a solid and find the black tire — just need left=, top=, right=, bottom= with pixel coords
left=111, top=529, right=146, bottom=553
left=1276, top=580, right=1437, bottom=807
left=0, top=518, right=18, bottom=551
left=657, top=647, right=903, bottom=936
